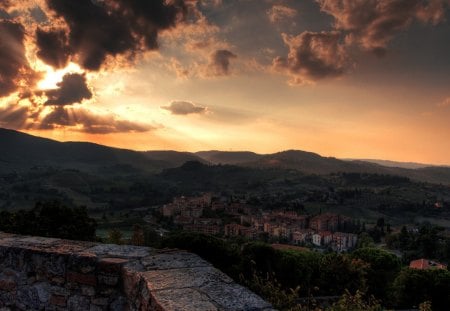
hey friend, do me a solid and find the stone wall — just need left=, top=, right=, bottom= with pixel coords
left=0, top=232, right=273, bottom=311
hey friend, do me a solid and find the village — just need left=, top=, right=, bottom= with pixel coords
left=161, top=193, right=359, bottom=252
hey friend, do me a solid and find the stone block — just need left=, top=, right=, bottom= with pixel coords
left=86, top=244, right=153, bottom=259
left=67, top=295, right=90, bottom=311
left=67, top=271, right=97, bottom=286
left=150, top=288, right=218, bottom=311
left=98, top=274, right=119, bottom=286
left=0, top=279, right=16, bottom=292
left=49, top=294, right=67, bottom=307
left=141, top=251, right=210, bottom=270
left=142, top=266, right=233, bottom=292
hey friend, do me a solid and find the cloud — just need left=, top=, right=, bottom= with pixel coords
left=209, top=49, right=237, bottom=76
left=273, top=31, right=349, bottom=85
left=438, top=97, right=450, bottom=108
left=45, top=73, right=92, bottom=106
left=161, top=101, right=207, bottom=115
left=40, top=106, right=154, bottom=134
left=36, top=28, right=70, bottom=68
left=0, top=21, right=36, bottom=96
left=316, top=0, right=448, bottom=55
left=267, top=4, right=297, bottom=24
left=0, top=104, right=29, bottom=129
left=44, top=0, right=188, bottom=71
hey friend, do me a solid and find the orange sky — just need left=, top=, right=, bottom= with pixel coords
left=1, top=0, right=450, bottom=165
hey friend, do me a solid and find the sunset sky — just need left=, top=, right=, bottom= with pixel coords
left=0, top=0, right=449, bottom=164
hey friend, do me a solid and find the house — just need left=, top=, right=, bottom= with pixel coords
left=224, top=223, right=244, bottom=237
left=332, top=232, right=358, bottom=251
left=409, top=259, right=447, bottom=270
left=292, top=229, right=313, bottom=244
left=183, top=224, right=221, bottom=235
left=312, top=231, right=332, bottom=246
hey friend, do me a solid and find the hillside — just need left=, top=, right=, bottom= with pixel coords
left=1, top=128, right=450, bottom=185
left=0, top=128, right=179, bottom=173
left=143, top=151, right=205, bottom=167
left=345, top=159, right=438, bottom=169
left=195, top=150, right=262, bottom=164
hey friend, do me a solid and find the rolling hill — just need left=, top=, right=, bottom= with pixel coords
left=0, top=128, right=192, bottom=173
left=1, top=128, right=450, bottom=185
left=195, top=150, right=262, bottom=164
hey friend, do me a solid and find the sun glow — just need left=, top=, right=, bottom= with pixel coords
left=37, top=63, right=84, bottom=90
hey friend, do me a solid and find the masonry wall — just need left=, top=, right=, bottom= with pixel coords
left=0, top=232, right=273, bottom=311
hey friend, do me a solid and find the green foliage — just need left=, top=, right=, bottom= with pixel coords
left=318, top=253, right=368, bottom=295
left=0, top=201, right=96, bottom=241
left=241, top=243, right=322, bottom=293
left=241, top=270, right=301, bottom=311
left=108, top=228, right=123, bottom=244
left=392, top=268, right=450, bottom=311
left=327, top=290, right=382, bottom=311
left=356, top=232, right=374, bottom=248
left=351, top=248, right=401, bottom=301
left=387, top=223, right=449, bottom=263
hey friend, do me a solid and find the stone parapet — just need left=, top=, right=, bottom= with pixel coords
left=0, top=232, right=273, bottom=310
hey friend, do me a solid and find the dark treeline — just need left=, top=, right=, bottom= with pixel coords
left=0, top=201, right=97, bottom=241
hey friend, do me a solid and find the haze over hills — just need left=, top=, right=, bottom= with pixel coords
left=345, top=159, right=440, bottom=169
left=1, top=128, right=450, bottom=185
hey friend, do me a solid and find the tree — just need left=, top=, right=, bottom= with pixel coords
left=327, top=290, right=382, bottom=311
left=351, top=248, right=400, bottom=301
left=130, top=224, right=144, bottom=246
left=392, top=268, right=450, bottom=311
left=0, top=201, right=97, bottom=241
left=318, top=253, right=368, bottom=296
left=356, top=232, right=374, bottom=249
left=108, top=229, right=123, bottom=245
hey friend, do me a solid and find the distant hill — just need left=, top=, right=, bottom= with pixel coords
left=1, top=128, right=450, bottom=185
left=143, top=151, right=206, bottom=167
left=195, top=150, right=262, bottom=164
left=0, top=128, right=186, bottom=173
left=243, top=150, right=384, bottom=175
left=345, top=159, right=435, bottom=169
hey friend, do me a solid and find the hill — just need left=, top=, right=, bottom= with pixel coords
left=1, top=128, right=450, bottom=185
left=195, top=150, right=262, bottom=164
left=143, top=151, right=205, bottom=167
left=345, top=158, right=435, bottom=169
left=0, top=128, right=184, bottom=173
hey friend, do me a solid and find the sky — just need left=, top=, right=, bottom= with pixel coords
left=0, top=0, right=449, bottom=165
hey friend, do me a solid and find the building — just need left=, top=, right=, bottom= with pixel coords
left=332, top=232, right=358, bottom=251
left=312, top=231, right=332, bottom=246
left=409, top=259, right=447, bottom=270
left=183, top=224, right=221, bottom=235
left=292, top=229, right=313, bottom=244
left=224, top=224, right=244, bottom=237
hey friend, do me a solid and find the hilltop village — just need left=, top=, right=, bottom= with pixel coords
left=161, top=193, right=358, bottom=252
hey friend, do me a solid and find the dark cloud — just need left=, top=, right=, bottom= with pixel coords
left=40, top=106, right=154, bottom=134
left=273, top=31, right=348, bottom=85
left=0, top=9, right=10, bottom=19
left=210, top=49, right=237, bottom=76
left=0, top=105, right=29, bottom=129
left=161, top=101, right=207, bottom=115
left=316, top=0, right=448, bottom=55
left=29, top=6, right=48, bottom=23
left=267, top=4, right=297, bottom=24
left=45, top=73, right=92, bottom=106
left=0, top=21, right=31, bottom=96
left=0, top=1, right=11, bottom=10
left=36, top=28, right=70, bottom=68
left=44, top=0, right=188, bottom=70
